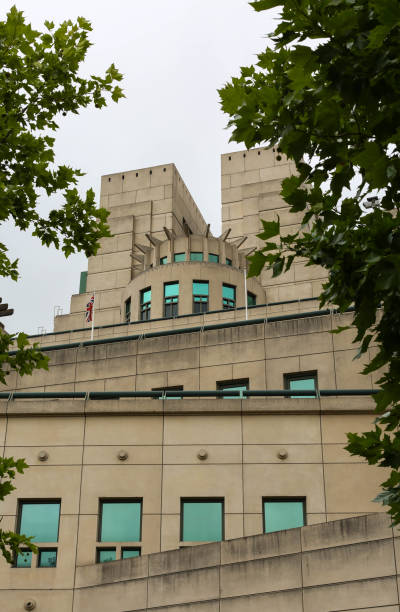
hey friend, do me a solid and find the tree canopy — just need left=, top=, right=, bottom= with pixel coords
left=0, top=5, right=124, bottom=562
left=219, top=0, right=400, bottom=522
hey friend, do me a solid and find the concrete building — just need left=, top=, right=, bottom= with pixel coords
left=0, top=147, right=398, bottom=612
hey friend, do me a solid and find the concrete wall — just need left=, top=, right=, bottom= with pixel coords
left=2, top=512, right=399, bottom=611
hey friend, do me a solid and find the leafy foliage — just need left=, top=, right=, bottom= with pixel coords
left=219, top=0, right=400, bottom=522
left=0, top=6, right=124, bottom=562
left=0, top=457, right=37, bottom=564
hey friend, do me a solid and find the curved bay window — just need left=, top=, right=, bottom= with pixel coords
left=222, top=284, right=236, bottom=309
left=193, top=281, right=209, bottom=314
left=164, top=282, right=179, bottom=317
left=140, top=287, right=151, bottom=321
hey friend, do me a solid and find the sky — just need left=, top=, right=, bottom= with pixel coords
left=1, top=0, right=278, bottom=335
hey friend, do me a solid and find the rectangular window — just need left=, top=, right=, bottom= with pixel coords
left=217, top=379, right=249, bottom=399
left=99, top=500, right=142, bottom=542
left=247, top=292, right=256, bottom=307
left=124, top=297, right=131, bottom=322
left=208, top=253, right=219, bottom=263
left=38, top=549, right=57, bottom=568
left=16, top=500, right=61, bottom=568
left=225, top=258, right=232, bottom=266
left=222, top=284, right=236, bottom=309
left=97, top=548, right=116, bottom=563
left=263, top=498, right=306, bottom=533
left=193, top=280, right=209, bottom=314
left=190, top=252, right=203, bottom=262
left=79, top=270, right=88, bottom=294
left=174, top=252, right=186, bottom=262
left=122, top=547, right=141, bottom=559
left=284, top=372, right=317, bottom=398
left=152, top=385, right=183, bottom=399
left=181, top=499, right=224, bottom=542
left=159, top=256, right=168, bottom=265
left=140, top=287, right=151, bottom=321
left=164, top=282, right=179, bottom=317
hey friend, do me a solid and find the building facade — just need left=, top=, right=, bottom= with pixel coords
left=0, top=147, right=397, bottom=612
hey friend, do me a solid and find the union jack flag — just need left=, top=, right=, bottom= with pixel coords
left=85, top=295, right=94, bottom=323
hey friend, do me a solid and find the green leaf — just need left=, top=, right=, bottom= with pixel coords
left=250, top=0, right=283, bottom=11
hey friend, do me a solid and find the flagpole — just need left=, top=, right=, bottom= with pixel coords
left=244, top=266, right=248, bottom=321
left=91, top=291, right=95, bottom=341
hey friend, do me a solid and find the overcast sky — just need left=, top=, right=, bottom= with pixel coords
left=1, top=0, right=277, bottom=334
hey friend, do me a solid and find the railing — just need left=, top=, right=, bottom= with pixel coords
left=0, top=389, right=379, bottom=400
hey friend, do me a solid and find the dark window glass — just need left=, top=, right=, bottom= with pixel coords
left=263, top=499, right=305, bottom=533
left=208, top=253, right=219, bottom=263
left=284, top=372, right=317, bottom=398
left=193, top=281, right=209, bottom=314
left=174, top=253, right=186, bottom=262
left=39, top=549, right=57, bottom=568
left=222, top=284, right=236, bottom=309
left=164, top=282, right=179, bottom=317
left=19, top=502, right=60, bottom=543
left=181, top=500, right=223, bottom=542
left=247, top=292, right=256, bottom=307
left=159, top=256, right=168, bottom=265
left=217, top=379, right=249, bottom=399
left=124, top=297, right=131, bottom=322
left=15, top=549, right=32, bottom=568
left=140, top=287, right=151, bottom=321
left=97, top=548, right=116, bottom=563
left=99, top=501, right=142, bottom=542
left=225, top=258, right=232, bottom=266
left=190, top=252, right=203, bottom=262
left=152, top=386, right=183, bottom=399
left=122, top=547, right=141, bottom=559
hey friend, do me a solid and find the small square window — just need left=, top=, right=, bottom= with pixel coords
left=181, top=499, right=224, bottom=542
left=122, top=547, right=141, bottom=559
left=247, top=292, right=256, bottom=307
left=222, top=284, right=236, bottom=309
left=99, top=500, right=142, bottom=542
left=174, top=253, right=186, bottom=262
left=263, top=498, right=305, bottom=533
left=225, top=258, right=232, bottom=266
left=284, top=372, right=317, bottom=398
left=97, top=548, right=116, bottom=563
left=159, top=256, right=168, bottom=265
left=190, top=252, right=203, bottom=262
left=38, top=549, right=57, bottom=568
left=208, top=253, right=219, bottom=263
left=15, top=549, right=32, bottom=568
left=152, top=386, right=183, bottom=399
left=217, top=379, right=249, bottom=399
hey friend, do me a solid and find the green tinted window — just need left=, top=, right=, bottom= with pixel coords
left=247, top=292, right=256, bottom=307
left=208, top=253, right=219, bottom=263
left=141, top=288, right=151, bottom=304
left=16, top=550, right=32, bottom=568
left=289, top=377, right=316, bottom=398
left=190, top=252, right=203, bottom=261
left=98, top=548, right=116, bottom=563
left=164, top=282, right=179, bottom=297
left=174, top=252, right=186, bottom=262
left=100, top=501, right=141, bottom=542
left=226, top=258, right=232, bottom=266
left=222, top=285, right=235, bottom=300
left=182, top=501, right=223, bottom=542
left=218, top=381, right=248, bottom=399
left=79, top=271, right=88, bottom=294
left=39, top=550, right=57, bottom=568
left=193, top=281, right=209, bottom=296
left=264, top=500, right=305, bottom=533
left=160, top=256, right=167, bottom=265
left=122, top=548, right=141, bottom=559
left=19, top=502, right=60, bottom=542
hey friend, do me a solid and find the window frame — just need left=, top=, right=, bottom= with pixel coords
left=96, top=547, right=117, bottom=563
left=192, top=280, right=209, bottom=314
left=15, top=499, right=61, bottom=568
left=38, top=548, right=58, bottom=568
left=284, top=371, right=318, bottom=398
left=262, top=497, right=306, bottom=533
left=97, top=498, right=143, bottom=544
left=121, top=547, right=141, bottom=559
left=139, top=287, right=151, bottom=321
left=180, top=498, right=225, bottom=543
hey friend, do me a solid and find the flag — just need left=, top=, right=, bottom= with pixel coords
left=86, top=295, right=94, bottom=323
